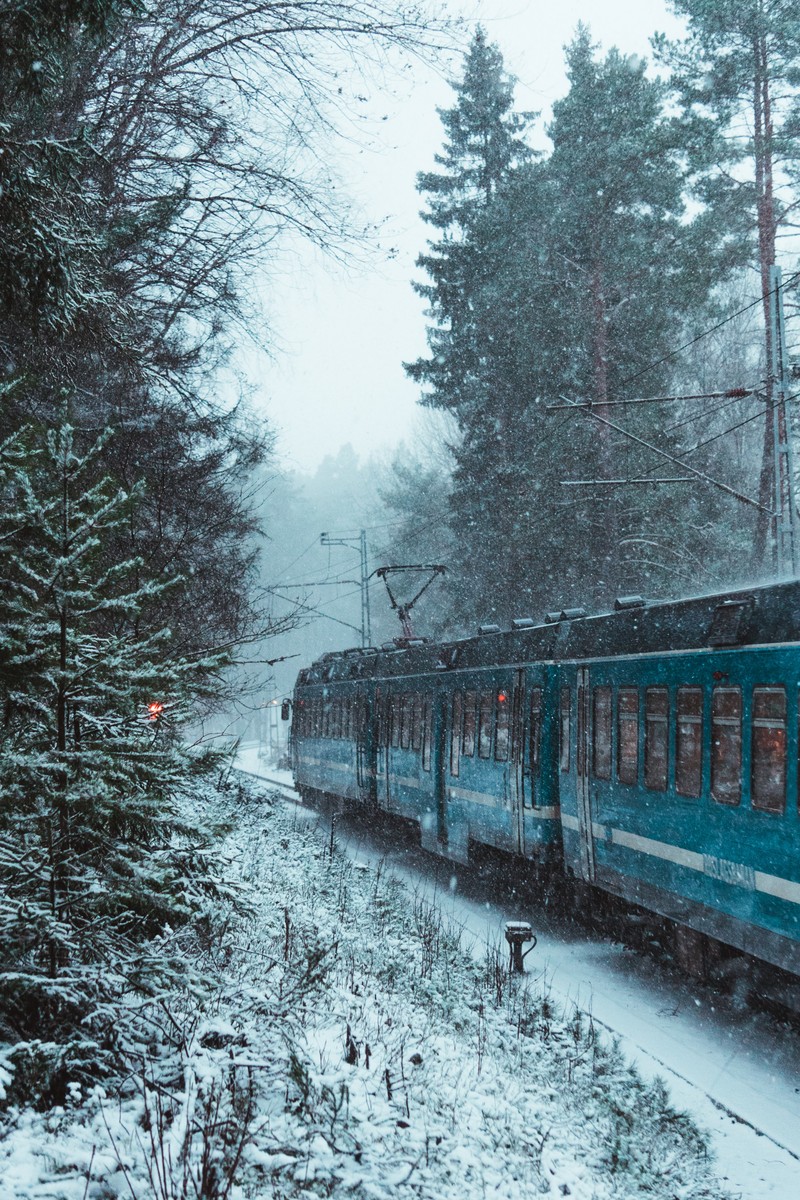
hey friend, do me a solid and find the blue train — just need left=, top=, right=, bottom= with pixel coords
left=288, top=580, right=800, bottom=981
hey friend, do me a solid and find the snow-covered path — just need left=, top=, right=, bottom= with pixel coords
left=237, top=747, right=800, bottom=1200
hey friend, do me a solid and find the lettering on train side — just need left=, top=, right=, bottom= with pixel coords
left=702, top=854, right=755, bottom=891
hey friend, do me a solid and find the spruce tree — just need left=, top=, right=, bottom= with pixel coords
left=402, top=27, right=731, bottom=627
left=0, top=421, right=226, bottom=1099
left=405, top=29, right=538, bottom=625
left=535, top=27, right=725, bottom=604
left=406, top=25, right=532, bottom=420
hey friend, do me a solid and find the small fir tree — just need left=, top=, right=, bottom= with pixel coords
left=0, top=420, right=227, bottom=1100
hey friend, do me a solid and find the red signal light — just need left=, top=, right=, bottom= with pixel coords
left=497, top=692, right=507, bottom=703
left=148, top=701, right=165, bottom=721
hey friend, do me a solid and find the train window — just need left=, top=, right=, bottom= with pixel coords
left=559, top=688, right=571, bottom=773
left=711, top=686, right=742, bottom=805
left=530, top=689, right=542, bottom=774
left=422, top=700, right=432, bottom=771
left=478, top=693, right=494, bottom=759
left=617, top=688, right=639, bottom=785
left=751, top=687, right=786, bottom=813
left=450, top=692, right=463, bottom=776
left=593, top=687, right=612, bottom=780
left=462, top=691, right=477, bottom=757
left=495, top=690, right=510, bottom=761
left=675, top=687, right=703, bottom=797
left=400, top=694, right=412, bottom=750
left=412, top=693, right=423, bottom=752
left=644, top=687, right=669, bottom=792
left=390, top=694, right=400, bottom=748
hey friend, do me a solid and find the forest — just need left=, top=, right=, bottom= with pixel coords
left=389, top=9, right=800, bottom=633
left=1, top=0, right=800, bottom=1195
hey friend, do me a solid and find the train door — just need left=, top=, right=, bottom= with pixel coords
left=509, top=670, right=527, bottom=854
left=434, top=692, right=448, bottom=843
left=375, top=687, right=391, bottom=809
left=575, top=666, right=596, bottom=882
left=355, top=691, right=377, bottom=804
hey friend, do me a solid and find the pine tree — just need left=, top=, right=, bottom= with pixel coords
left=0, top=421, right=226, bottom=1098
left=404, top=29, right=541, bottom=627
left=654, top=0, right=800, bottom=568
left=406, top=25, right=533, bottom=420
left=402, top=27, right=732, bottom=627
left=533, top=27, right=726, bottom=603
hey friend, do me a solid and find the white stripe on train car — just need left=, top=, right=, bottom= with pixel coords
left=610, top=826, right=705, bottom=872
left=304, top=754, right=800, bottom=905
left=563, top=817, right=800, bottom=907
left=447, top=784, right=501, bottom=808
left=754, top=870, right=800, bottom=905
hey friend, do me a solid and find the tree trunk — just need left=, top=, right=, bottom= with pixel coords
left=53, top=462, right=71, bottom=970
left=591, top=261, right=617, bottom=585
left=753, top=22, right=777, bottom=573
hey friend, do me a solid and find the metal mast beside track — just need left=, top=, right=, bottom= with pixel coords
left=768, top=266, right=798, bottom=578
left=548, top=268, right=800, bottom=579
left=320, top=529, right=371, bottom=647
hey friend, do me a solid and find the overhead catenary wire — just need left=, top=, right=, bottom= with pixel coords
left=613, top=269, right=800, bottom=392
left=263, top=586, right=364, bottom=636
left=661, top=387, right=764, bottom=437
left=545, top=387, right=757, bottom=411
left=557, top=396, right=776, bottom=516
left=274, top=535, right=329, bottom=582
left=638, top=389, right=800, bottom=485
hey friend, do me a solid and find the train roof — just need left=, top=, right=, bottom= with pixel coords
left=294, top=578, right=800, bottom=687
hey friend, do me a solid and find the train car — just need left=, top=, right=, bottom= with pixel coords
left=289, top=579, right=800, bottom=979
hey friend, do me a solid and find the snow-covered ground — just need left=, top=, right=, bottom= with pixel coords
left=237, top=744, right=800, bottom=1200
left=0, top=761, right=744, bottom=1199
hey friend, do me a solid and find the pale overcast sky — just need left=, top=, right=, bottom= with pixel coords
left=251, top=1, right=686, bottom=473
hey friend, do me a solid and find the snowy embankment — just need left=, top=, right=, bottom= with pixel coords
left=2, top=778, right=729, bottom=1199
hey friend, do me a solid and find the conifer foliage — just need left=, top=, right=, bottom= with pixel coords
left=407, top=26, right=532, bottom=419
left=655, top=0, right=800, bottom=565
left=0, top=420, right=227, bottom=1098
left=400, top=25, right=753, bottom=631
